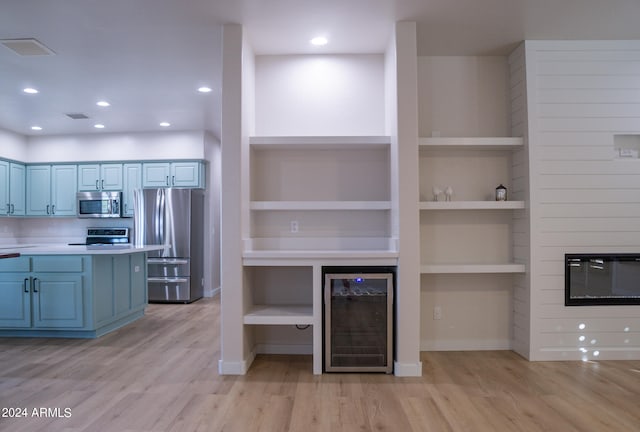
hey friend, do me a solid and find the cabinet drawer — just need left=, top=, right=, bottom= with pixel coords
left=0, top=256, right=31, bottom=272
left=32, top=256, right=85, bottom=272
left=147, top=257, right=190, bottom=277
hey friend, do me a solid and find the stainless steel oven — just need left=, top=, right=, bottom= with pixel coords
left=77, top=191, right=122, bottom=218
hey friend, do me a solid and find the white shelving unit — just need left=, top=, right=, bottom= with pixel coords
left=420, top=263, right=525, bottom=274
left=419, top=201, right=524, bottom=210
left=418, top=136, right=525, bottom=274
left=243, top=136, right=398, bottom=375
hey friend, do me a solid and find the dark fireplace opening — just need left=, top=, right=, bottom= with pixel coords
left=565, top=254, right=640, bottom=306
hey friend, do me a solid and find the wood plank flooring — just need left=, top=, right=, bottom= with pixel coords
left=1, top=296, right=639, bottom=431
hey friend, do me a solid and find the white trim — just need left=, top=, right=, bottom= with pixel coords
left=419, top=201, right=525, bottom=210
left=393, top=361, right=423, bottom=377
left=420, top=263, right=526, bottom=274
left=204, top=286, right=220, bottom=297
left=421, top=339, right=512, bottom=351
left=249, top=135, right=391, bottom=149
left=218, top=348, right=256, bottom=375
left=250, top=201, right=392, bottom=210
left=244, top=305, right=314, bottom=325
left=419, top=137, right=523, bottom=150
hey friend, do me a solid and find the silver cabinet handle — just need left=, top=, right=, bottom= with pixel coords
left=24, top=278, right=30, bottom=293
left=51, top=205, right=55, bottom=215
left=172, top=175, right=175, bottom=185
left=96, top=179, right=99, bottom=190
left=6, top=203, right=10, bottom=214
left=102, top=179, right=105, bottom=189
left=10, top=204, right=14, bottom=214
left=166, top=175, right=169, bottom=186
left=124, top=203, right=127, bottom=213
left=32, top=277, right=39, bottom=293
left=46, top=204, right=50, bottom=215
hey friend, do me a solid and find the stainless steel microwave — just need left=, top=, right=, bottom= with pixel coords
left=77, top=191, right=122, bottom=218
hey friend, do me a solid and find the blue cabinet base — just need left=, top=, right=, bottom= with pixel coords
left=0, top=309, right=145, bottom=338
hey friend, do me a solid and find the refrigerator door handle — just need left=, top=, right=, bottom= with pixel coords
left=148, top=277, right=189, bottom=283
left=148, top=258, right=189, bottom=265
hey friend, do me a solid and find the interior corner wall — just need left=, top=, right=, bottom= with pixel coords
left=204, top=131, right=221, bottom=296
left=254, top=54, right=385, bottom=136
left=0, top=128, right=27, bottom=161
left=525, top=40, right=640, bottom=361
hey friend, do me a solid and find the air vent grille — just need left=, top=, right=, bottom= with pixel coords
left=66, top=113, right=90, bottom=120
left=0, top=38, right=55, bottom=56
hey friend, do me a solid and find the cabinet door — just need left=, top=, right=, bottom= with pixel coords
left=143, top=162, right=171, bottom=187
left=9, top=163, right=26, bottom=215
left=171, top=161, right=202, bottom=187
left=26, top=165, right=51, bottom=216
left=123, top=163, right=142, bottom=216
left=0, top=274, right=31, bottom=328
left=0, top=160, right=8, bottom=215
left=32, top=273, right=84, bottom=328
left=101, top=164, right=123, bottom=190
left=77, top=164, right=101, bottom=191
left=51, top=165, right=77, bottom=216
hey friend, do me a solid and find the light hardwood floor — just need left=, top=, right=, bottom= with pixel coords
left=1, top=296, right=639, bottom=432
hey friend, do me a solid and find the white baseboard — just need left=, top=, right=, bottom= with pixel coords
left=218, top=348, right=256, bottom=375
left=204, top=286, right=220, bottom=297
left=394, top=361, right=423, bottom=377
left=421, top=339, right=512, bottom=351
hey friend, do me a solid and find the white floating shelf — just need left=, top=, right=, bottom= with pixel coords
left=250, top=136, right=391, bottom=150
left=420, top=263, right=526, bottom=274
left=419, top=137, right=524, bottom=150
left=251, top=201, right=392, bottom=211
left=244, top=305, right=314, bottom=325
left=419, top=201, right=525, bottom=210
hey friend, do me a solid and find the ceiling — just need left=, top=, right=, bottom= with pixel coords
left=1, top=0, right=639, bottom=139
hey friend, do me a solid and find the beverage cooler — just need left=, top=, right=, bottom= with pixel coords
left=323, top=267, right=395, bottom=373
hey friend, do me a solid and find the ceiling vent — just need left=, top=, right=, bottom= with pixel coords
left=66, top=113, right=90, bottom=120
left=0, top=38, right=55, bottom=56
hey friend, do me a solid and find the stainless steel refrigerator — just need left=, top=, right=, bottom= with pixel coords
left=133, top=188, right=205, bottom=303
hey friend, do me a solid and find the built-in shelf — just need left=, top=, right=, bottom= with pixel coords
left=250, top=136, right=391, bottom=150
left=419, top=137, right=524, bottom=150
left=250, top=201, right=392, bottom=211
left=420, top=263, right=526, bottom=274
left=419, top=201, right=525, bottom=210
left=244, top=305, right=314, bottom=325
left=243, top=250, right=399, bottom=261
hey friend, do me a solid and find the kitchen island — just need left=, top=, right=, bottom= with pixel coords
left=0, top=244, right=163, bottom=338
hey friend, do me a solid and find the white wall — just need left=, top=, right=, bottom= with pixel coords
left=0, top=128, right=27, bottom=161
left=418, top=56, right=510, bottom=138
left=26, top=130, right=207, bottom=162
left=255, top=54, right=385, bottom=136
left=204, top=131, right=222, bottom=295
left=526, top=40, right=640, bottom=361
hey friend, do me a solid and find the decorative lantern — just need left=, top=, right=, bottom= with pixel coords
left=495, top=184, right=507, bottom=201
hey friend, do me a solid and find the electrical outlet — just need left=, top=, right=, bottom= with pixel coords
left=290, top=220, right=299, bottom=233
left=433, top=306, right=442, bottom=320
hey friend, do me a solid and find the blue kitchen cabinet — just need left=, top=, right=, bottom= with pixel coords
left=0, top=256, right=85, bottom=329
left=9, top=163, right=26, bottom=215
left=143, top=161, right=204, bottom=188
left=0, top=161, right=26, bottom=216
left=0, top=273, right=31, bottom=327
left=78, top=163, right=123, bottom=191
left=27, top=164, right=77, bottom=216
left=123, top=163, right=142, bottom=216
left=0, top=252, right=148, bottom=338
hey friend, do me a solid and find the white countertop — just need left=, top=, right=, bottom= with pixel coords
left=0, top=244, right=165, bottom=256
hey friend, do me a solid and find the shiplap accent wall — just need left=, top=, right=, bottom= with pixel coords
left=508, top=44, right=532, bottom=358
left=526, top=41, right=640, bottom=361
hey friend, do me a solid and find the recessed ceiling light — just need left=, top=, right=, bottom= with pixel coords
left=159, top=122, right=171, bottom=127
left=94, top=124, right=105, bottom=129
left=96, top=100, right=110, bottom=107
left=310, top=36, right=328, bottom=46
left=197, top=86, right=212, bottom=93
left=31, top=126, right=42, bottom=131
left=23, top=87, right=39, bottom=94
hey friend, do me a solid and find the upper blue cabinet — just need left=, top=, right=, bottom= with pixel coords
left=0, top=161, right=26, bottom=216
left=78, top=163, right=123, bottom=191
left=142, top=161, right=204, bottom=188
left=26, top=165, right=77, bottom=216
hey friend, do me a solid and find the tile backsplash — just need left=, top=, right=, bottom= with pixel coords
left=0, top=217, right=134, bottom=245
